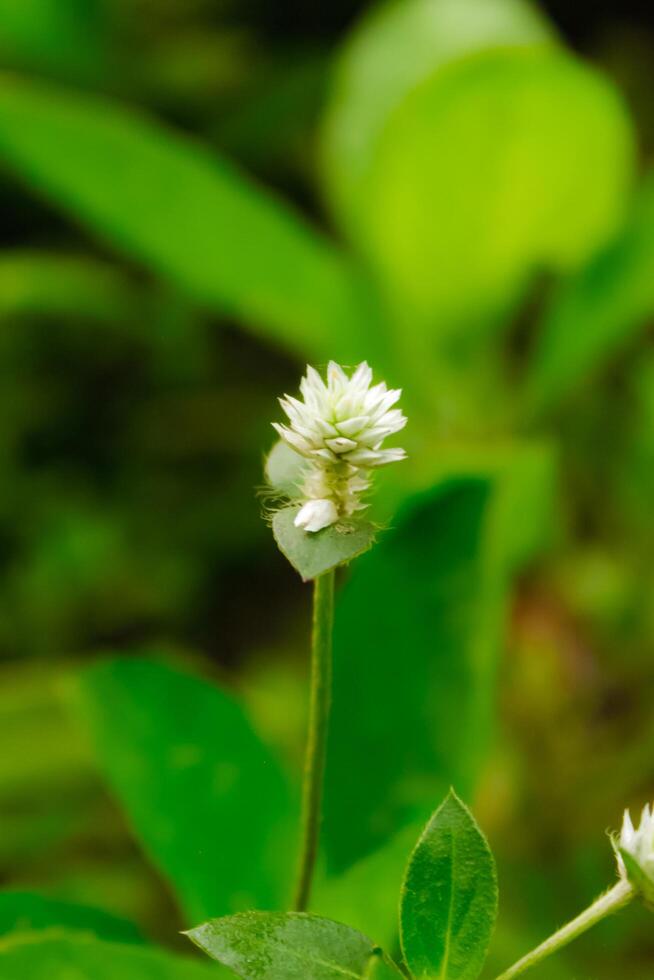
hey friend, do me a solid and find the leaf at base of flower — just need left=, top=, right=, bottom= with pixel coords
left=272, top=505, right=376, bottom=580
left=185, top=911, right=401, bottom=979
left=264, top=440, right=306, bottom=499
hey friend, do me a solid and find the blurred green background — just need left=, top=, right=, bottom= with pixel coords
left=1, top=0, right=654, bottom=976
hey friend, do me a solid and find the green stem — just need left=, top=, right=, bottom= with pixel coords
left=494, top=879, right=634, bottom=980
left=293, top=569, right=335, bottom=911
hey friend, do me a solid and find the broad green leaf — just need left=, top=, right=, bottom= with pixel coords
left=0, top=75, right=376, bottom=362
left=187, top=911, right=401, bottom=979
left=0, top=933, right=228, bottom=979
left=70, top=656, right=294, bottom=924
left=0, top=892, right=142, bottom=944
left=272, top=505, right=376, bottom=581
left=400, top=792, right=498, bottom=980
left=264, top=441, right=306, bottom=499
left=322, top=0, right=553, bottom=233
left=324, top=478, right=503, bottom=869
left=0, top=250, right=141, bottom=324
left=527, top=173, right=654, bottom=417
left=360, top=47, right=634, bottom=340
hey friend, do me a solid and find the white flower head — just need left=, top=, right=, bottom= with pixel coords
left=615, top=804, right=654, bottom=901
left=272, top=361, right=407, bottom=532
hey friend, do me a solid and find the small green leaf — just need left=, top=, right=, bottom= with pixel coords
left=619, top=849, right=654, bottom=909
left=186, top=911, right=397, bottom=979
left=400, top=791, right=498, bottom=980
left=264, top=441, right=306, bottom=498
left=272, top=506, right=376, bottom=581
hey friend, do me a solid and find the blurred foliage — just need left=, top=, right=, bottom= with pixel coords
left=0, top=0, right=653, bottom=977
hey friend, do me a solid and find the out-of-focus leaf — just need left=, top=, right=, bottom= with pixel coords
left=0, top=0, right=105, bottom=81
left=70, top=656, right=294, bottom=924
left=0, top=76, right=377, bottom=362
left=359, top=47, right=634, bottom=344
left=272, top=505, right=376, bottom=581
left=400, top=792, right=498, bottom=980
left=0, top=892, right=142, bottom=944
left=186, top=911, right=401, bottom=979
left=315, top=823, right=419, bottom=951
left=527, top=174, right=654, bottom=417
left=0, top=933, right=229, bottom=979
left=324, top=478, right=504, bottom=870
left=322, top=0, right=553, bottom=232
left=0, top=251, right=141, bottom=324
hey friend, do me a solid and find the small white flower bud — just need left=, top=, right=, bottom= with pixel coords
left=294, top=499, right=339, bottom=533
left=616, top=804, right=654, bottom=903
left=273, top=362, right=407, bottom=532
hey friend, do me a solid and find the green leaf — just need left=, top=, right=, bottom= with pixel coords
left=186, top=911, right=400, bottom=979
left=0, top=75, right=375, bottom=362
left=264, top=441, right=306, bottom=499
left=400, top=791, right=498, bottom=980
left=70, top=656, right=294, bottom=924
left=527, top=173, right=654, bottom=417
left=0, top=933, right=229, bottom=979
left=272, top=505, right=376, bottom=581
left=358, top=46, right=634, bottom=339
left=322, top=0, right=553, bottom=234
left=324, top=478, right=504, bottom=869
left=0, top=0, right=105, bottom=81
left=0, top=892, right=142, bottom=944
left=0, top=250, right=141, bottom=324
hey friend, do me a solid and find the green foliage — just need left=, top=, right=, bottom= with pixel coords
left=400, top=792, right=498, bottom=980
left=71, top=657, right=295, bottom=924
left=0, top=0, right=105, bottom=80
left=272, top=505, right=376, bottom=581
left=0, top=933, right=229, bottom=979
left=0, top=76, right=374, bottom=362
left=324, top=479, right=502, bottom=869
left=0, top=251, right=142, bottom=324
left=528, top=173, right=654, bottom=416
left=315, top=823, right=420, bottom=951
left=357, top=47, right=634, bottom=338
left=0, top=892, right=142, bottom=944
left=321, top=0, right=554, bottom=233
left=186, top=911, right=401, bottom=979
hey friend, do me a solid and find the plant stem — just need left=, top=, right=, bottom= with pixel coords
left=494, top=878, right=634, bottom=980
left=293, top=568, right=335, bottom=911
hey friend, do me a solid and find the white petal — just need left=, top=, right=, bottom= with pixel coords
left=272, top=423, right=312, bottom=457
left=621, top=810, right=636, bottom=848
left=336, top=415, right=370, bottom=437
left=342, top=448, right=383, bottom=467
left=294, top=499, right=338, bottom=533
left=326, top=436, right=358, bottom=454
left=327, top=361, right=348, bottom=391
left=377, top=409, right=408, bottom=433
left=349, top=361, right=373, bottom=393
left=368, top=388, right=402, bottom=421
left=312, top=447, right=338, bottom=462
